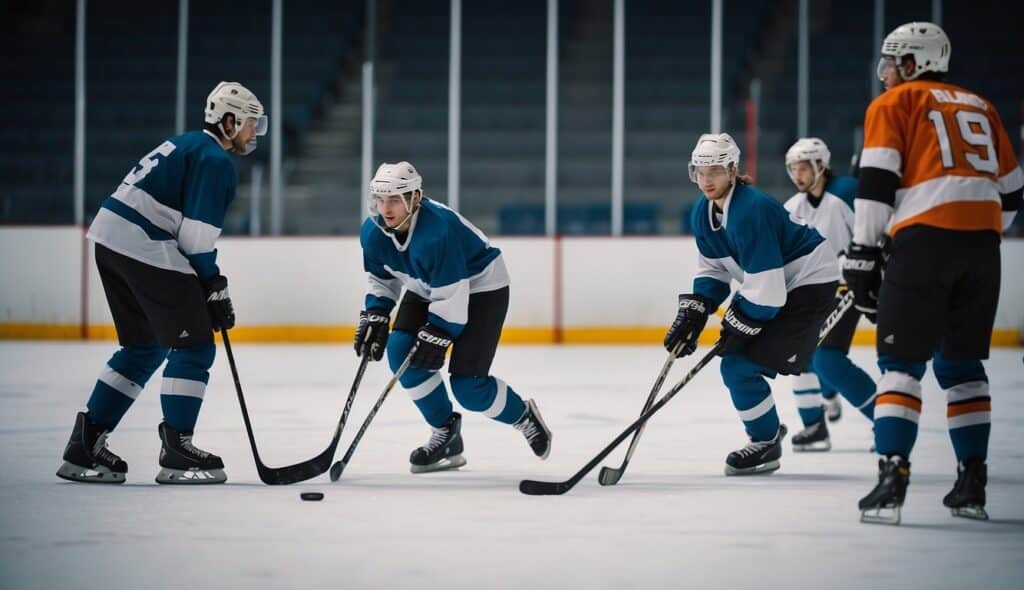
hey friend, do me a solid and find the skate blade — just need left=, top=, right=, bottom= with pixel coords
left=724, top=459, right=780, bottom=476
left=410, top=454, right=467, bottom=474
left=56, top=461, right=125, bottom=484
left=155, top=467, right=227, bottom=485
left=950, top=506, right=989, bottom=521
left=792, top=440, right=832, bottom=453
left=860, top=506, right=901, bottom=525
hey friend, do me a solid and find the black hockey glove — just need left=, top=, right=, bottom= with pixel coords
left=842, top=243, right=883, bottom=320
left=354, top=309, right=390, bottom=361
left=409, top=324, right=454, bottom=371
left=664, top=294, right=711, bottom=357
left=203, top=275, right=235, bottom=331
left=717, top=302, right=765, bottom=357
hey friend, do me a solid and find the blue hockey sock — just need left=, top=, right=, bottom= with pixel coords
left=792, top=369, right=824, bottom=427
left=722, top=354, right=780, bottom=441
left=160, top=344, right=214, bottom=432
left=933, top=353, right=990, bottom=463
left=402, top=370, right=454, bottom=428
left=388, top=330, right=453, bottom=428
left=873, top=357, right=926, bottom=458
left=813, top=348, right=876, bottom=419
left=86, top=344, right=168, bottom=430
left=451, top=375, right=526, bottom=425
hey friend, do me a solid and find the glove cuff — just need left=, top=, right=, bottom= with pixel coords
left=678, top=293, right=711, bottom=315
left=418, top=324, right=453, bottom=348
left=723, top=304, right=764, bottom=337
left=362, top=309, right=390, bottom=324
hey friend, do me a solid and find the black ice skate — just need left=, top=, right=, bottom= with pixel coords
left=725, top=424, right=787, bottom=476
left=513, top=399, right=552, bottom=460
left=859, top=456, right=910, bottom=525
left=156, top=421, right=226, bottom=484
left=824, top=395, right=842, bottom=422
left=942, top=457, right=989, bottom=521
left=792, top=418, right=831, bottom=452
left=410, top=412, right=467, bottom=474
left=56, top=412, right=127, bottom=484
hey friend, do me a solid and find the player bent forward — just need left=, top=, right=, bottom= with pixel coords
left=354, top=161, right=552, bottom=473
left=663, top=133, right=840, bottom=475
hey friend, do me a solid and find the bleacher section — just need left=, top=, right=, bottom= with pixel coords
left=0, top=5, right=77, bottom=223
left=0, top=1, right=357, bottom=228
left=753, top=0, right=1023, bottom=215
left=3, top=1, right=1019, bottom=235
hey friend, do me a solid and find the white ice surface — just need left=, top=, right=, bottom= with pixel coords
left=1, top=342, right=1022, bottom=590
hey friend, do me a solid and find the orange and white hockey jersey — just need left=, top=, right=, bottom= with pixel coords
left=854, top=79, right=1023, bottom=244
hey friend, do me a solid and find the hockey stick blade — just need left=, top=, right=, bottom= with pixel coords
left=223, top=330, right=370, bottom=485
left=329, top=459, right=346, bottom=481
left=592, top=292, right=853, bottom=491
left=597, top=466, right=625, bottom=486
left=519, top=346, right=720, bottom=496
left=525, top=292, right=855, bottom=496
left=597, top=345, right=680, bottom=486
left=519, top=479, right=571, bottom=495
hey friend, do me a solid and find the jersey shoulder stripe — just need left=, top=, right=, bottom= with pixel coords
left=861, top=80, right=1013, bottom=236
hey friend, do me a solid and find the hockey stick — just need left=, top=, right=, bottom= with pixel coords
left=520, top=344, right=722, bottom=495
left=222, top=329, right=370, bottom=485
left=597, top=342, right=682, bottom=486
left=520, top=288, right=856, bottom=496
left=329, top=350, right=415, bottom=481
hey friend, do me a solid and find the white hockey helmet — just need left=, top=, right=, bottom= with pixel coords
left=371, top=161, right=423, bottom=197
left=785, top=137, right=831, bottom=185
left=688, top=133, right=741, bottom=183
left=878, top=22, right=951, bottom=81
left=204, top=82, right=268, bottom=139
left=368, top=161, right=424, bottom=231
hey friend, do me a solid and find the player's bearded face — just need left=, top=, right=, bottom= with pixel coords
left=232, top=118, right=259, bottom=155
left=789, top=162, right=816, bottom=191
left=695, top=165, right=734, bottom=201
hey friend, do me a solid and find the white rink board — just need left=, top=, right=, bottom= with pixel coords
left=0, top=227, right=83, bottom=324
left=3, top=227, right=1024, bottom=334
left=1, top=342, right=1022, bottom=590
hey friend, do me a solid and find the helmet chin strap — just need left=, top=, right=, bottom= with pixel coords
left=217, top=122, right=239, bottom=141
left=374, top=193, right=421, bottom=234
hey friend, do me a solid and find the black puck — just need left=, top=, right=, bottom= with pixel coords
left=300, top=492, right=324, bottom=501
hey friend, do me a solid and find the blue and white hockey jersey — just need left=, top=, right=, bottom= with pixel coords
left=86, top=130, right=237, bottom=279
left=783, top=175, right=858, bottom=259
left=361, top=198, right=510, bottom=338
left=691, top=183, right=840, bottom=322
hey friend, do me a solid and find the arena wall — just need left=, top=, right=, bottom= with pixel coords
left=2, top=227, right=1021, bottom=345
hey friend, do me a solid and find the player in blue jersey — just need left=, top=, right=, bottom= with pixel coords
left=56, top=82, right=266, bottom=485
left=782, top=138, right=877, bottom=452
left=354, top=161, right=552, bottom=473
left=663, top=133, right=840, bottom=475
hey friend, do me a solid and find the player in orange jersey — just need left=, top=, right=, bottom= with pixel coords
left=843, top=22, right=1022, bottom=525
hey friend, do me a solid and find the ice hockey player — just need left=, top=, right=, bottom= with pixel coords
left=664, top=133, right=840, bottom=475
left=56, top=82, right=267, bottom=485
left=783, top=138, right=877, bottom=452
left=845, top=22, right=1022, bottom=524
left=354, top=161, right=552, bottom=473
